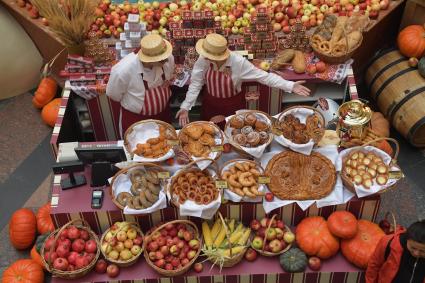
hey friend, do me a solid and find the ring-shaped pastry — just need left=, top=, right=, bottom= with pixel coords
left=181, top=182, right=190, bottom=192
left=117, top=192, right=132, bottom=207
left=318, top=41, right=331, bottom=54
left=202, top=195, right=211, bottom=204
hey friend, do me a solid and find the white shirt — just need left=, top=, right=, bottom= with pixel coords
left=180, top=52, right=295, bottom=111
left=106, top=52, right=175, bottom=113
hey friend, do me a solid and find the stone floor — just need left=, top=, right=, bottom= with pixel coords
left=0, top=92, right=424, bottom=280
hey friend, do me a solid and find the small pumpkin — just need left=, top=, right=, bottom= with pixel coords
left=327, top=211, right=358, bottom=239
left=419, top=57, right=425, bottom=78
left=36, top=203, right=54, bottom=234
left=279, top=248, right=307, bottom=272
left=2, top=259, right=44, bottom=283
left=370, top=112, right=390, bottom=138
left=341, top=219, right=385, bottom=269
left=32, top=78, right=57, bottom=109
left=9, top=208, right=37, bottom=250
left=375, top=140, right=394, bottom=157
left=31, top=234, right=50, bottom=269
left=296, top=216, right=340, bottom=259
left=41, top=98, right=61, bottom=127
left=397, top=25, right=425, bottom=58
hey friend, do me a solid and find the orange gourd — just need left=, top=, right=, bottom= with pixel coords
left=327, top=211, right=358, bottom=239
left=41, top=98, right=61, bottom=127
left=371, top=112, right=390, bottom=138
left=36, top=203, right=54, bottom=234
left=341, top=220, right=385, bottom=269
left=397, top=25, right=425, bottom=58
left=9, top=209, right=37, bottom=250
left=32, top=77, right=57, bottom=109
left=375, top=140, right=394, bottom=157
left=296, top=216, right=340, bottom=259
left=2, top=259, right=44, bottom=283
left=30, top=245, right=44, bottom=269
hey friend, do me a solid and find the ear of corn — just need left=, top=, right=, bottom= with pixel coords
left=229, top=231, right=243, bottom=244
left=237, top=228, right=251, bottom=246
left=228, top=219, right=235, bottom=232
left=222, top=246, right=245, bottom=257
left=214, top=226, right=227, bottom=248
left=211, top=218, right=221, bottom=238
left=202, top=221, right=213, bottom=248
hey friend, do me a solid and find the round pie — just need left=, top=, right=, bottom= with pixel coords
left=265, top=151, right=336, bottom=200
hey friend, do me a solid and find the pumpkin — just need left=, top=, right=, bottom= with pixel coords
left=371, top=112, right=390, bottom=138
left=341, top=219, right=385, bottom=269
left=32, top=77, right=57, bottom=109
left=2, top=259, right=44, bottom=283
left=296, top=216, right=340, bottom=259
left=41, top=98, right=61, bottom=127
left=327, top=211, right=358, bottom=239
left=419, top=57, right=425, bottom=78
left=375, top=140, right=393, bottom=157
left=9, top=208, right=37, bottom=250
left=36, top=203, right=54, bottom=234
left=31, top=234, right=50, bottom=269
left=279, top=248, right=307, bottom=272
left=397, top=25, right=425, bottom=58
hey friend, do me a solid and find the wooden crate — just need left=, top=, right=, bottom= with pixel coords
left=400, top=0, right=425, bottom=30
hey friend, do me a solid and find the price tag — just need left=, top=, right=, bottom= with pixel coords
left=211, top=145, right=224, bottom=152
left=215, top=180, right=228, bottom=189
left=272, top=127, right=283, bottom=136
left=157, top=172, right=170, bottom=179
left=389, top=171, right=403, bottom=180
left=258, top=176, right=271, bottom=184
left=167, top=140, right=179, bottom=146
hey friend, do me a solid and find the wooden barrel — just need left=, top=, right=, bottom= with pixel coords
left=365, top=49, right=425, bottom=147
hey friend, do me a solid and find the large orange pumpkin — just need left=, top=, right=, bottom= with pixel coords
left=327, top=211, right=358, bottom=239
left=1, top=259, right=44, bottom=283
left=341, top=219, right=385, bottom=269
left=397, top=25, right=425, bottom=58
left=32, top=77, right=57, bottom=109
left=36, top=203, right=54, bottom=234
left=296, top=216, right=340, bottom=259
left=9, top=209, right=37, bottom=250
left=41, top=98, right=61, bottom=127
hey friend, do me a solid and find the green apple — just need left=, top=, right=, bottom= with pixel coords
left=283, top=231, right=295, bottom=244
left=251, top=236, right=264, bottom=249
left=169, top=3, right=178, bottom=11
left=266, top=228, right=277, bottom=241
left=131, top=245, right=142, bottom=255
left=120, top=249, right=133, bottom=261
left=108, top=250, right=119, bottom=260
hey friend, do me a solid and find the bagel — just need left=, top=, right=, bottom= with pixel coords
left=116, top=192, right=132, bottom=207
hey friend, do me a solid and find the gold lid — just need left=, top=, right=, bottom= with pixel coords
left=338, top=100, right=372, bottom=126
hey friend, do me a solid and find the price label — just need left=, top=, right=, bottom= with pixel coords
left=211, top=145, right=224, bottom=152
left=389, top=171, right=403, bottom=180
left=157, top=172, right=170, bottom=179
left=272, top=127, right=283, bottom=136
left=215, top=180, right=228, bottom=189
left=167, top=140, right=180, bottom=146
left=258, top=176, right=271, bottom=184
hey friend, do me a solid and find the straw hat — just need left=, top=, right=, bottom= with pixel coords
left=195, top=33, right=230, bottom=61
left=138, top=34, right=173, bottom=63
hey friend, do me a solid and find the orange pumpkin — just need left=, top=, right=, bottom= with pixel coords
left=341, top=220, right=385, bottom=269
left=296, top=216, right=340, bottom=259
left=375, top=140, right=394, bottom=157
left=9, top=208, right=37, bottom=250
left=327, top=211, right=358, bottom=239
left=397, top=25, right=425, bottom=58
left=30, top=245, right=44, bottom=269
left=2, top=259, right=44, bottom=283
left=36, top=203, right=54, bottom=234
left=32, top=77, right=57, bottom=109
left=41, top=98, right=61, bottom=127
left=371, top=112, right=390, bottom=138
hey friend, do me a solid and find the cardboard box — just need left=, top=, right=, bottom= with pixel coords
left=184, top=29, right=194, bottom=37
left=172, top=29, right=184, bottom=39
left=203, top=10, right=214, bottom=19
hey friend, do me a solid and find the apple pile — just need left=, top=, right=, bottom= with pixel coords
left=43, top=225, right=98, bottom=272
left=91, top=0, right=132, bottom=38
left=145, top=222, right=200, bottom=272
left=101, top=222, right=143, bottom=263
left=250, top=217, right=295, bottom=254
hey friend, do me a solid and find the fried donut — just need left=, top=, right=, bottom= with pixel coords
left=243, top=187, right=256, bottom=198
left=198, top=176, right=209, bottom=185
left=244, top=113, right=257, bottom=126
left=194, top=195, right=203, bottom=205
left=222, top=171, right=231, bottom=180
left=199, top=133, right=215, bottom=146
left=199, top=185, right=208, bottom=194
left=188, top=190, right=196, bottom=200
left=117, top=192, right=132, bottom=207
left=185, top=125, right=204, bottom=140
left=230, top=115, right=245, bottom=129
left=188, top=176, right=198, bottom=186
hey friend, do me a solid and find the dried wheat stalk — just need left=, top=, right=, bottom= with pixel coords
left=31, top=0, right=96, bottom=47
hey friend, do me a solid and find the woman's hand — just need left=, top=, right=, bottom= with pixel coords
left=176, top=109, right=189, bottom=127
left=292, top=80, right=311, bottom=96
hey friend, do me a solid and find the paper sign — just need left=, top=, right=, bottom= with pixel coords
left=211, top=145, right=224, bottom=152
left=389, top=171, right=403, bottom=180
left=167, top=140, right=179, bottom=146
left=258, top=176, right=271, bottom=184
left=272, top=127, right=283, bottom=135
left=215, top=180, right=228, bottom=189
left=158, top=172, right=170, bottom=179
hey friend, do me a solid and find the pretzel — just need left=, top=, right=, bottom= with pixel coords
left=331, top=43, right=347, bottom=56
left=318, top=41, right=331, bottom=53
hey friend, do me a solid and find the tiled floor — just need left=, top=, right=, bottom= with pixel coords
left=0, top=92, right=424, bottom=279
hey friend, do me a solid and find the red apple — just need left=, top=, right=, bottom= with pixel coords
left=245, top=248, right=258, bottom=261
left=44, top=237, right=56, bottom=251
left=72, top=239, right=86, bottom=253
left=250, top=219, right=261, bottom=231
left=285, top=7, right=297, bottom=19
left=223, top=143, right=232, bottom=153
left=75, top=254, right=89, bottom=269
left=44, top=251, right=58, bottom=263
left=265, top=193, right=274, bottom=202
left=53, top=258, right=69, bottom=271
left=56, top=243, right=70, bottom=258
left=275, top=11, right=284, bottom=22
left=85, top=240, right=97, bottom=253
left=316, top=61, right=327, bottom=73
left=308, top=256, right=321, bottom=271
left=106, top=264, right=120, bottom=278
left=157, top=236, right=166, bottom=247
left=95, top=259, right=108, bottom=273
left=67, top=251, right=79, bottom=265
left=193, top=262, right=203, bottom=272
left=148, top=241, right=159, bottom=252
left=68, top=226, right=81, bottom=240
left=133, top=235, right=143, bottom=246
left=306, top=65, right=317, bottom=74
left=155, top=259, right=165, bottom=268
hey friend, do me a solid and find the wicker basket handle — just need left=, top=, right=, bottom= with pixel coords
left=361, top=137, right=400, bottom=161
left=385, top=211, right=397, bottom=234
left=261, top=214, right=277, bottom=252
left=217, top=212, right=233, bottom=257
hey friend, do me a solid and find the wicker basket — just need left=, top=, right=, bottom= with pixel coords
left=168, top=158, right=220, bottom=208
left=178, top=121, right=224, bottom=162
left=124, top=119, right=177, bottom=159
left=100, top=222, right=144, bottom=267
left=341, top=137, right=403, bottom=195
left=110, top=163, right=168, bottom=210
left=143, top=220, right=201, bottom=276
left=251, top=215, right=292, bottom=257
left=275, top=105, right=326, bottom=146
left=203, top=212, right=249, bottom=268
left=41, top=219, right=100, bottom=279
left=224, top=110, right=273, bottom=156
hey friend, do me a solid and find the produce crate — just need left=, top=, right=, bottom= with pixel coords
left=399, top=0, right=425, bottom=30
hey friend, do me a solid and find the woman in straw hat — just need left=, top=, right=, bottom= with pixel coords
left=106, top=34, right=175, bottom=138
left=176, top=33, right=310, bottom=126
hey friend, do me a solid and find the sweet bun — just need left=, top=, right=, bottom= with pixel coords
left=230, top=115, right=245, bottom=129
left=244, top=113, right=257, bottom=126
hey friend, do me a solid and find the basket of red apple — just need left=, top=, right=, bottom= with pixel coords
left=100, top=221, right=144, bottom=267
left=41, top=219, right=100, bottom=279
left=250, top=215, right=295, bottom=257
left=143, top=220, right=202, bottom=276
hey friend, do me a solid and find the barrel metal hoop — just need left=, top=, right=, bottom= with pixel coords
left=368, top=57, right=405, bottom=95
left=389, top=86, right=425, bottom=123
left=407, top=116, right=425, bottom=146
left=375, top=68, right=417, bottom=101
left=364, top=47, right=398, bottom=74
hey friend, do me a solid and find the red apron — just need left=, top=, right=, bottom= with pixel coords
left=201, top=63, right=245, bottom=121
left=120, top=70, right=172, bottom=138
